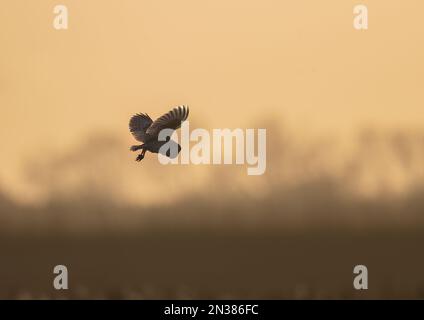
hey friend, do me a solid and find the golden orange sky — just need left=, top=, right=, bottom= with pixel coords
left=1, top=1, right=423, bottom=204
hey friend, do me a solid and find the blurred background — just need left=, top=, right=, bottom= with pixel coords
left=1, top=0, right=424, bottom=299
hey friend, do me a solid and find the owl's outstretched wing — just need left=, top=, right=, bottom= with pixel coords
left=146, top=105, right=189, bottom=138
left=129, top=113, right=153, bottom=142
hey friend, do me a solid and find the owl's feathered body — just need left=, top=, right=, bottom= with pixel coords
left=129, top=106, right=189, bottom=161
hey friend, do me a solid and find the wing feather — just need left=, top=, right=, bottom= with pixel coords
left=129, top=113, right=153, bottom=142
left=146, top=105, right=189, bottom=138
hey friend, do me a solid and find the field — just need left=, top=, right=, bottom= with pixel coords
left=2, top=183, right=424, bottom=299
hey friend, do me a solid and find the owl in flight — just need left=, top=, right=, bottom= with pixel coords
left=129, top=105, right=189, bottom=161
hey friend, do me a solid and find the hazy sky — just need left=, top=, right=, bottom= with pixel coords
left=1, top=1, right=423, bottom=202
